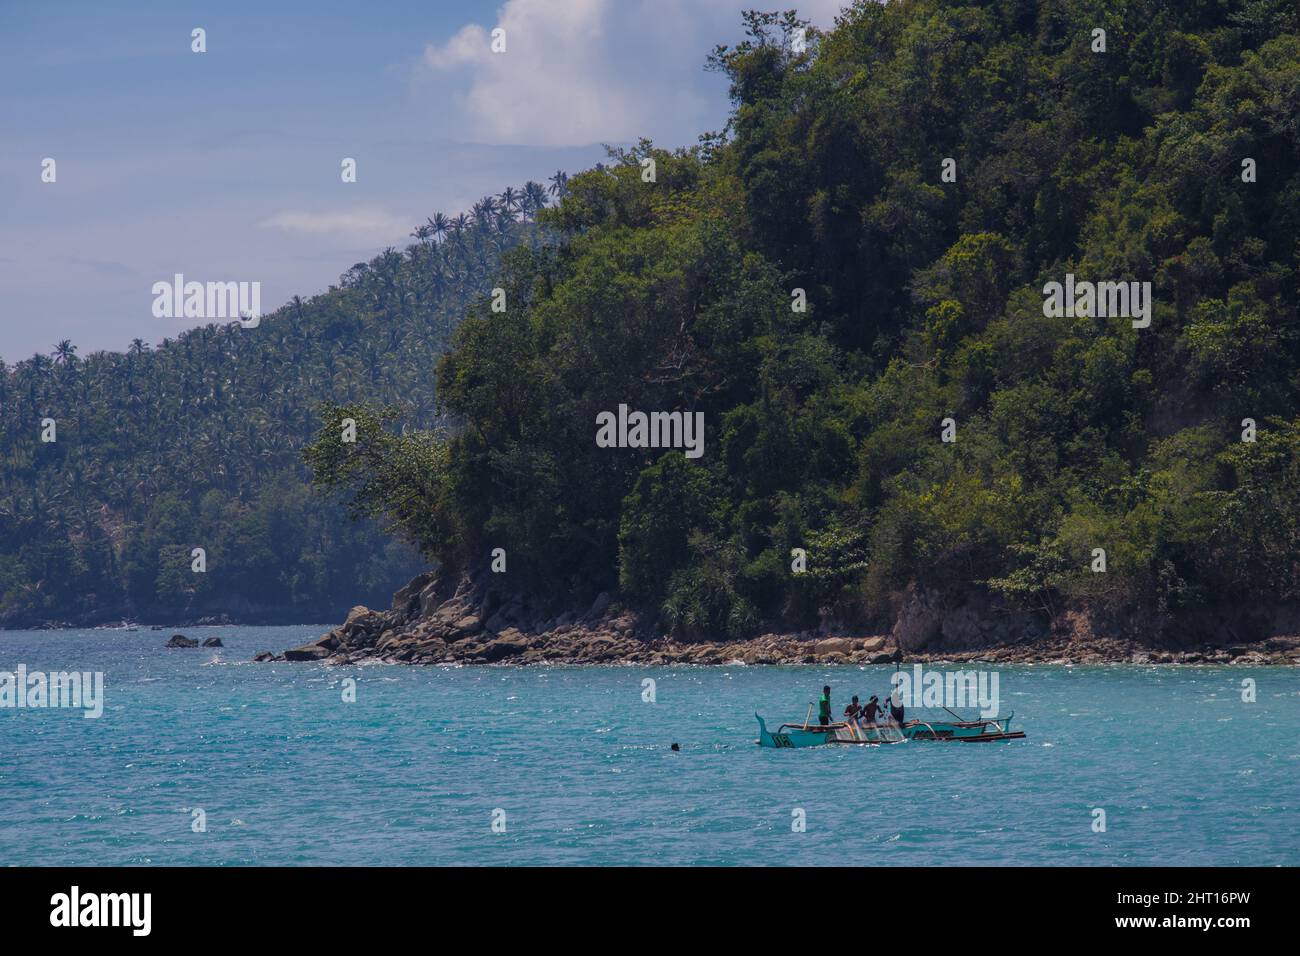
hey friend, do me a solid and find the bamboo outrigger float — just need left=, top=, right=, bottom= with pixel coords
left=755, top=711, right=1025, bottom=748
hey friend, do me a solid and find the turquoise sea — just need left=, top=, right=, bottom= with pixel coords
left=2, top=626, right=1297, bottom=866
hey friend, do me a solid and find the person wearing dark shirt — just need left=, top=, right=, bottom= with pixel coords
left=889, top=694, right=905, bottom=725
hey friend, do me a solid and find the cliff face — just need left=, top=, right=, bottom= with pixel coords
left=269, top=568, right=1300, bottom=666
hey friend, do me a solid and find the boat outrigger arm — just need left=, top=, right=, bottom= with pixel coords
left=755, top=712, right=1025, bottom=748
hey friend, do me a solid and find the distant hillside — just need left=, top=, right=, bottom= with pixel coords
left=0, top=182, right=557, bottom=626
left=309, top=1, right=1300, bottom=648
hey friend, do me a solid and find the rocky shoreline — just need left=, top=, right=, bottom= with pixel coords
left=259, top=569, right=1300, bottom=667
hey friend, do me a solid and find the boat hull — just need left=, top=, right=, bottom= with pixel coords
left=755, top=714, right=905, bottom=747
left=755, top=715, right=837, bottom=748
left=755, top=713, right=1024, bottom=748
left=901, top=714, right=1025, bottom=741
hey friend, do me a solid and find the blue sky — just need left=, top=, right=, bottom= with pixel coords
left=0, top=0, right=847, bottom=361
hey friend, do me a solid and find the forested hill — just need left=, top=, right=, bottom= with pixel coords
left=0, top=183, right=556, bottom=626
left=310, top=1, right=1300, bottom=647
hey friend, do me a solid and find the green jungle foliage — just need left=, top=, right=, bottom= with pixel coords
left=1, top=183, right=555, bottom=625
left=310, top=1, right=1300, bottom=640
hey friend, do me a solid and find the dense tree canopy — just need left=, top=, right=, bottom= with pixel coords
left=310, top=1, right=1300, bottom=642
left=0, top=187, right=551, bottom=625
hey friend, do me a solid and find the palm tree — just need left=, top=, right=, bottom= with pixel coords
left=499, top=186, right=519, bottom=217
left=471, top=196, right=499, bottom=231
left=128, top=338, right=150, bottom=356
left=451, top=213, right=470, bottom=239
left=52, top=340, right=78, bottom=366
left=548, top=170, right=568, bottom=198
left=522, top=181, right=548, bottom=220
left=429, top=212, right=449, bottom=243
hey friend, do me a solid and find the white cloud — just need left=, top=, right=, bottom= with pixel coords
left=425, top=23, right=493, bottom=71
left=419, top=0, right=644, bottom=147
left=417, top=0, right=850, bottom=148
left=258, top=208, right=411, bottom=245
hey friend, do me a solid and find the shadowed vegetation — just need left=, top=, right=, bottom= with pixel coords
left=310, top=1, right=1300, bottom=643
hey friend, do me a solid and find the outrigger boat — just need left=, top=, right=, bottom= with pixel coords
left=755, top=711, right=1025, bottom=748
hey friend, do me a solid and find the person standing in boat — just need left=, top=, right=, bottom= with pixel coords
left=887, top=691, right=905, bottom=726
left=843, top=696, right=862, bottom=720
left=818, top=686, right=832, bottom=726
left=861, top=695, right=882, bottom=724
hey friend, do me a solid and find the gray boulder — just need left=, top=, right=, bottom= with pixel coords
left=283, top=639, right=333, bottom=661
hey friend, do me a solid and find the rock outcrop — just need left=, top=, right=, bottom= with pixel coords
left=165, top=634, right=198, bottom=648
left=262, top=568, right=1300, bottom=667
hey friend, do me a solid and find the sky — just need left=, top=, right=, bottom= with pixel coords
left=0, top=0, right=849, bottom=362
